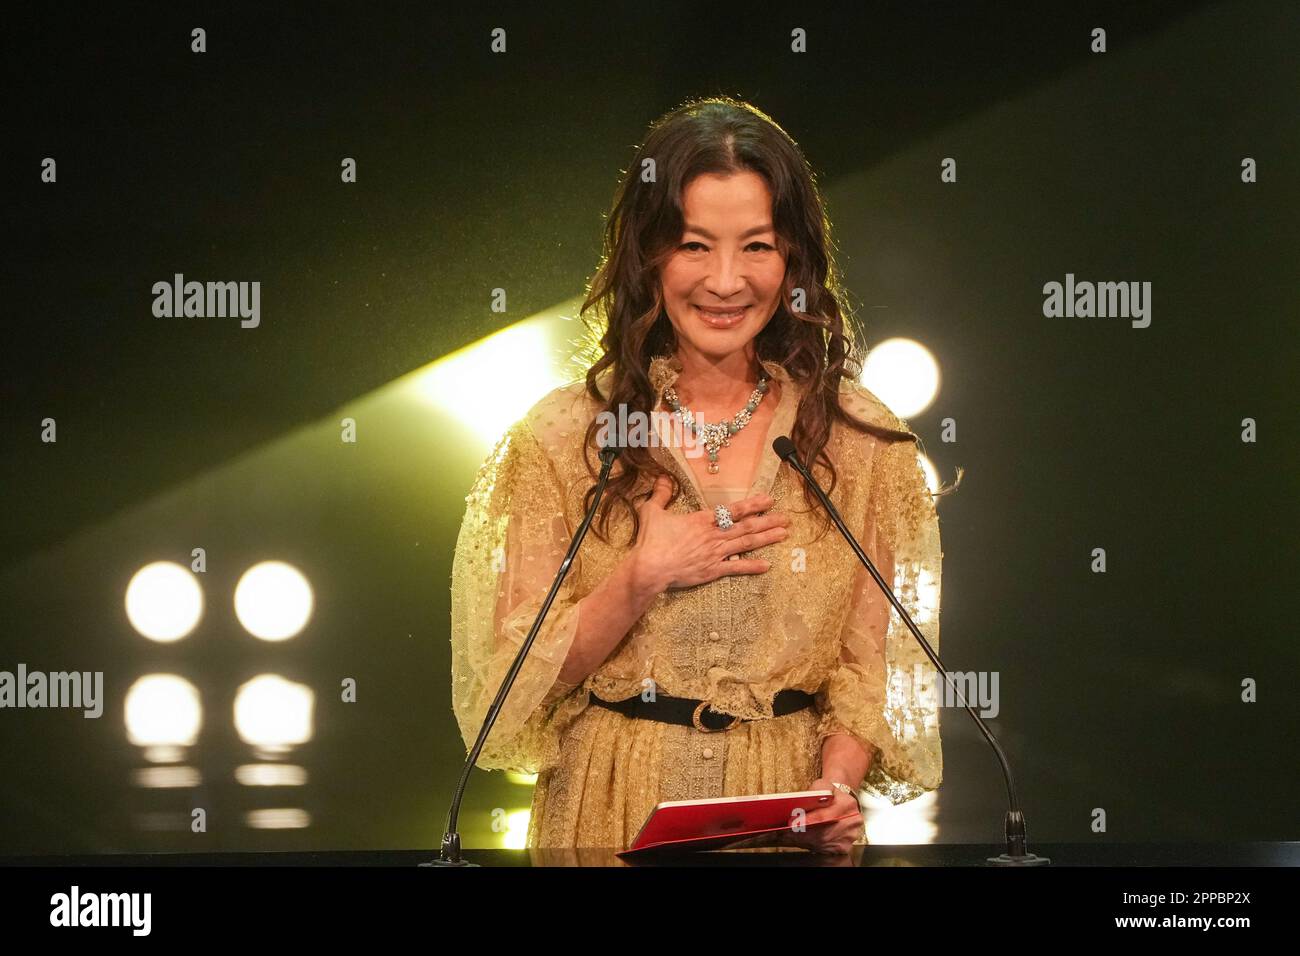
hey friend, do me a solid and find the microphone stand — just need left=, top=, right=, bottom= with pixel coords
left=424, top=442, right=619, bottom=866
left=773, top=435, right=1049, bottom=866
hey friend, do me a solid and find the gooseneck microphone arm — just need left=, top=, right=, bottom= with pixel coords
left=772, top=435, right=1048, bottom=866
left=427, top=440, right=620, bottom=867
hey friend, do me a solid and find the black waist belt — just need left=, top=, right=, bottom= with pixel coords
left=589, top=689, right=815, bottom=733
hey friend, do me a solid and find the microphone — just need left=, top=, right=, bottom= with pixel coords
left=426, top=435, right=621, bottom=866
left=773, top=435, right=1049, bottom=866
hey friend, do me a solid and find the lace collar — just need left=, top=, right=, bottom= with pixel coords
left=644, top=353, right=798, bottom=507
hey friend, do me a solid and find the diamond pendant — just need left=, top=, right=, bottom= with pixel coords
left=664, top=370, right=768, bottom=481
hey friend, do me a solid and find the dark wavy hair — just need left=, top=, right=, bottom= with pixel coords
left=575, top=95, right=907, bottom=547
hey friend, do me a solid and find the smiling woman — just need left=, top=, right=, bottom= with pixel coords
left=668, top=172, right=785, bottom=339
left=449, top=95, right=945, bottom=853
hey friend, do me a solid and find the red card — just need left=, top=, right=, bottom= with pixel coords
left=617, top=789, right=858, bottom=857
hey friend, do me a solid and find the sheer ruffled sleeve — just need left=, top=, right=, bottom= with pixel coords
left=813, top=435, right=944, bottom=804
left=449, top=415, right=590, bottom=775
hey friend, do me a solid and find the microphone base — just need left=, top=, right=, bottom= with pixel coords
left=987, top=851, right=1052, bottom=866
left=418, top=832, right=481, bottom=866
left=991, top=812, right=1050, bottom=864
left=419, top=858, right=479, bottom=867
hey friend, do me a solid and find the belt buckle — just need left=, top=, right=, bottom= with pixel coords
left=692, top=700, right=740, bottom=733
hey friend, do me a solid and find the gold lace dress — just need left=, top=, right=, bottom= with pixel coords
left=449, top=356, right=944, bottom=848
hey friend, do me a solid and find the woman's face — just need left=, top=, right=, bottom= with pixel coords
left=659, top=170, right=787, bottom=363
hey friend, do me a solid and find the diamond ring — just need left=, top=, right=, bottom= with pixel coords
left=714, top=505, right=734, bottom=530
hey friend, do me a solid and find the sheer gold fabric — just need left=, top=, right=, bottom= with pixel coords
left=449, top=356, right=944, bottom=848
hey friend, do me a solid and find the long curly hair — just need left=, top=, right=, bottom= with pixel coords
left=575, top=95, right=900, bottom=546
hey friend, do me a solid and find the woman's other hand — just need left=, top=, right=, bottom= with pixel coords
left=782, top=778, right=864, bottom=855
left=628, top=475, right=789, bottom=593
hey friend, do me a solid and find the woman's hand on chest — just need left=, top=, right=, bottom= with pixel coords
left=628, top=475, right=791, bottom=593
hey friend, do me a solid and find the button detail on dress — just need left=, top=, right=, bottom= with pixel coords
left=708, top=631, right=720, bottom=641
left=702, top=747, right=714, bottom=759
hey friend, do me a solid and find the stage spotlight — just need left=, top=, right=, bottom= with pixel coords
left=244, top=808, right=311, bottom=829
left=233, top=674, right=315, bottom=752
left=861, top=337, right=940, bottom=419
left=863, top=791, right=939, bottom=845
left=234, top=560, right=314, bottom=641
left=124, top=561, right=204, bottom=642
left=918, top=452, right=940, bottom=495
left=235, top=763, right=308, bottom=787
left=124, top=674, right=202, bottom=749
left=413, top=319, right=569, bottom=445
left=132, top=766, right=202, bottom=789
left=912, top=567, right=939, bottom=627
left=501, top=809, right=530, bottom=849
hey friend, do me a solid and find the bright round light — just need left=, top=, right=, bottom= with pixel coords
left=233, top=561, right=313, bottom=641
left=124, top=674, right=203, bottom=747
left=502, top=810, right=531, bottom=849
left=918, top=453, right=939, bottom=496
left=863, top=791, right=939, bottom=845
left=233, top=674, right=315, bottom=750
left=124, top=561, right=204, bottom=642
left=861, top=338, right=940, bottom=419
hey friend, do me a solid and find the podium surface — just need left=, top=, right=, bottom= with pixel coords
left=3, top=843, right=1296, bottom=867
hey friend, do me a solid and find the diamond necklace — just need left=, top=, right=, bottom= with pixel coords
left=662, top=371, right=770, bottom=474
